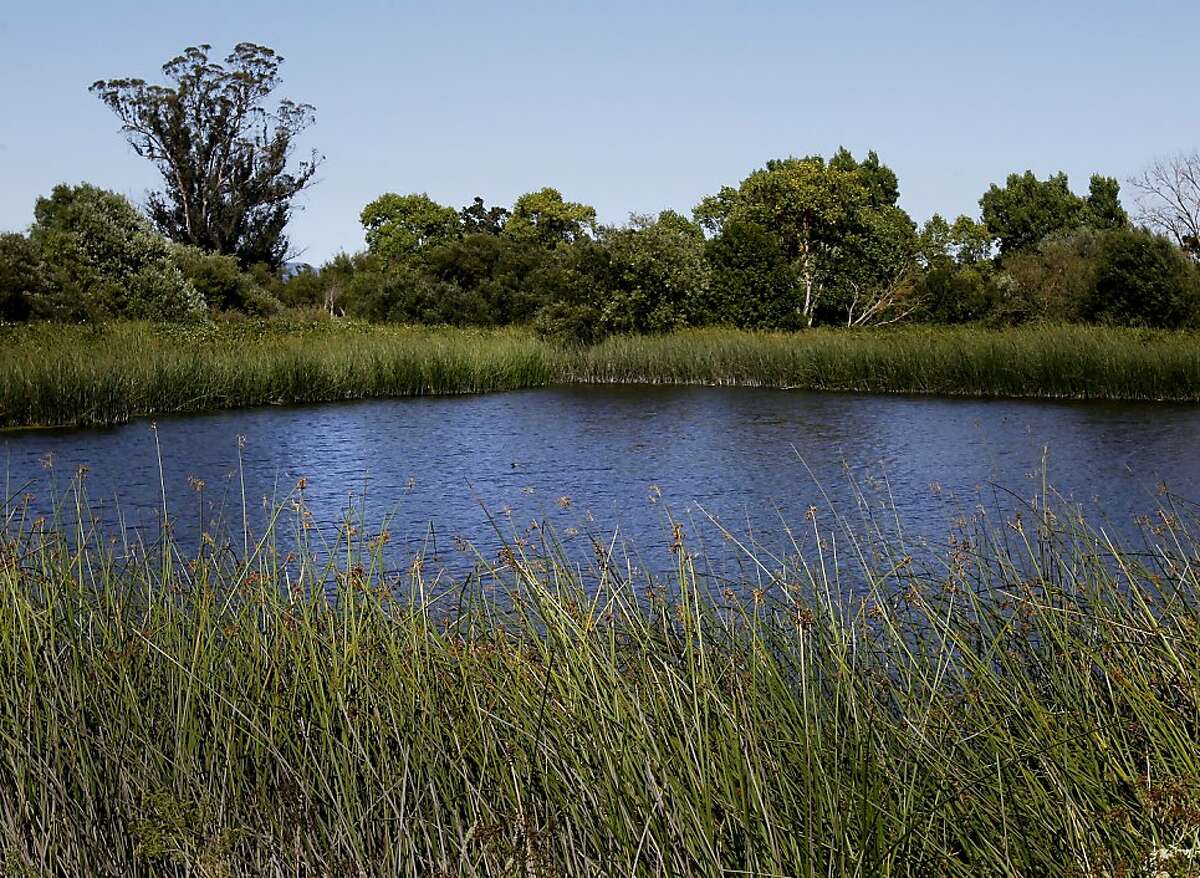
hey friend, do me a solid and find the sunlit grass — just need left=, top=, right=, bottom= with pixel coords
left=567, top=324, right=1200, bottom=400
left=3, top=320, right=1200, bottom=428
left=3, top=466, right=1200, bottom=875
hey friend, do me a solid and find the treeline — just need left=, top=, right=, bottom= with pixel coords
left=3, top=149, right=1200, bottom=339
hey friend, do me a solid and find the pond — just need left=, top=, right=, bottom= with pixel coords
left=3, top=386, right=1197, bottom=578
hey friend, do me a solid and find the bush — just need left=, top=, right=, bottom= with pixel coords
left=596, top=213, right=710, bottom=334
left=172, top=246, right=280, bottom=314
left=28, top=183, right=204, bottom=321
left=994, top=227, right=1102, bottom=324
left=701, top=220, right=800, bottom=329
left=0, top=233, right=42, bottom=321
left=532, top=301, right=603, bottom=346
left=913, top=264, right=1000, bottom=324
left=1080, top=229, right=1200, bottom=328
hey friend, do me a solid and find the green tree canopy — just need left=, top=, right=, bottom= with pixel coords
left=459, top=197, right=509, bottom=236
left=980, top=171, right=1082, bottom=255
left=360, top=193, right=461, bottom=263
left=697, top=150, right=913, bottom=325
left=596, top=212, right=711, bottom=333
left=503, top=188, right=597, bottom=248
left=1082, top=174, right=1129, bottom=231
left=980, top=171, right=1127, bottom=256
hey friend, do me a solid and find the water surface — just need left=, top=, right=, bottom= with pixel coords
left=3, top=386, right=1196, bottom=577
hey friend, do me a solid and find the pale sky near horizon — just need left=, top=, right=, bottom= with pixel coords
left=2, top=1, right=1198, bottom=265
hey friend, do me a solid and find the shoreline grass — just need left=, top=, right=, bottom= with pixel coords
left=3, top=477, right=1200, bottom=875
left=2, top=320, right=1200, bottom=429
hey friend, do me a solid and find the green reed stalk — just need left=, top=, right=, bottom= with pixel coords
left=1, top=473, right=1199, bottom=875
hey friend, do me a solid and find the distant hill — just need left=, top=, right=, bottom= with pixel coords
left=282, top=261, right=314, bottom=279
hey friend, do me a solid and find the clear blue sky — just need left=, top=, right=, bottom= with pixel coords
left=2, top=0, right=1197, bottom=264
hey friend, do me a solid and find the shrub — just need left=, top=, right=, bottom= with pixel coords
left=1080, top=229, right=1200, bottom=328
left=28, top=183, right=204, bottom=321
left=702, top=220, right=800, bottom=329
left=532, top=301, right=603, bottom=346
left=172, top=245, right=280, bottom=314
left=912, top=264, right=999, bottom=324
left=0, top=233, right=42, bottom=321
left=995, top=227, right=1103, bottom=324
left=597, top=213, right=710, bottom=334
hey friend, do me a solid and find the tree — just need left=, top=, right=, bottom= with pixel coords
left=702, top=220, right=798, bottom=328
left=91, top=43, right=320, bottom=269
left=503, top=188, right=596, bottom=248
left=1080, top=228, right=1200, bottom=328
left=460, top=197, right=509, bottom=235
left=731, top=156, right=868, bottom=325
left=360, top=193, right=461, bottom=263
left=172, top=245, right=280, bottom=314
left=28, top=183, right=205, bottom=321
left=829, top=147, right=900, bottom=208
left=596, top=212, right=711, bottom=333
left=1129, top=152, right=1200, bottom=259
left=693, top=185, right=739, bottom=236
left=979, top=171, right=1083, bottom=255
left=1082, top=174, right=1128, bottom=230
left=824, top=205, right=920, bottom=326
left=0, top=234, right=42, bottom=321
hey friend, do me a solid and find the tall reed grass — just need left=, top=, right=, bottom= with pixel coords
left=2, top=320, right=1199, bottom=428
left=0, top=320, right=555, bottom=428
left=567, top=325, right=1200, bottom=400
left=3, top=470, right=1200, bottom=875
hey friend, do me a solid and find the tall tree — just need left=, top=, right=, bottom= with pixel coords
left=1082, top=174, right=1129, bottom=231
left=459, top=197, right=509, bottom=235
left=91, top=43, right=321, bottom=269
left=979, top=171, right=1083, bottom=255
left=721, top=156, right=870, bottom=325
left=1129, top=152, right=1200, bottom=259
left=503, top=188, right=597, bottom=248
left=360, top=193, right=461, bottom=263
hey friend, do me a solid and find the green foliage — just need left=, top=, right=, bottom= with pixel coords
left=360, top=192, right=461, bottom=263
left=980, top=171, right=1082, bottom=255
left=701, top=220, right=800, bottom=328
left=1083, top=174, right=1129, bottom=230
left=980, top=170, right=1129, bottom=256
left=274, top=264, right=325, bottom=309
left=503, top=187, right=597, bottom=248
left=459, top=196, right=509, bottom=235
left=27, top=183, right=204, bottom=321
left=912, top=265, right=998, bottom=324
left=91, top=43, right=320, bottom=269
left=0, top=233, right=42, bottom=321
left=700, top=150, right=917, bottom=326
left=172, top=245, right=281, bottom=314
left=1081, top=228, right=1200, bottom=328
left=595, top=212, right=711, bottom=333
left=531, top=300, right=602, bottom=346
left=996, top=227, right=1104, bottom=323
left=829, top=146, right=900, bottom=207
left=692, top=185, right=739, bottom=235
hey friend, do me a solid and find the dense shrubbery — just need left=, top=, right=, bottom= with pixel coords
left=3, top=155, right=1199, bottom=331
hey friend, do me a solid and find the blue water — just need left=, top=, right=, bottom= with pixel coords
left=3, top=386, right=1197, bottom=579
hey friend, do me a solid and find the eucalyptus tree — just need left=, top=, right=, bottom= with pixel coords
left=91, top=43, right=320, bottom=269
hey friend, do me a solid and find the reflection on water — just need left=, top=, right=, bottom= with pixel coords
left=2, top=386, right=1196, bottom=578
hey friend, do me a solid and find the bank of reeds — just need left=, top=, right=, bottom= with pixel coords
left=3, top=320, right=1200, bottom=428
left=567, top=324, right=1200, bottom=400
left=0, top=320, right=555, bottom=428
left=3, top=473, right=1200, bottom=875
